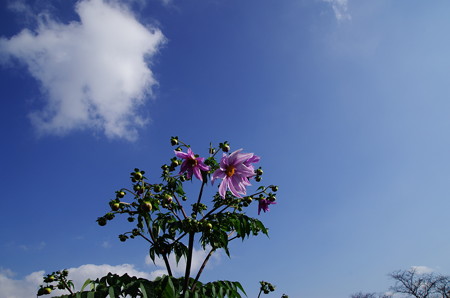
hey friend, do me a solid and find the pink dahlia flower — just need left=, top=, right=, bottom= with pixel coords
left=175, top=148, right=210, bottom=182
left=258, top=198, right=276, bottom=215
left=211, top=149, right=259, bottom=198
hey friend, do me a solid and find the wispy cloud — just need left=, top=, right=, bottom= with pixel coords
left=323, top=0, right=351, bottom=21
left=0, top=0, right=165, bottom=141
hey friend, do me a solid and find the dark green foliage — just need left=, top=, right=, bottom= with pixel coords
left=54, top=274, right=246, bottom=298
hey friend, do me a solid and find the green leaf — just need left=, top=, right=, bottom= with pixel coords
left=81, top=278, right=93, bottom=291
left=108, top=286, right=116, bottom=298
left=161, top=276, right=176, bottom=297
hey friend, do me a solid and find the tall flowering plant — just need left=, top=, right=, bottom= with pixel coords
left=38, top=137, right=280, bottom=298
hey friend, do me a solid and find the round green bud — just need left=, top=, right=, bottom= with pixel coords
left=132, top=229, right=140, bottom=236
left=255, top=168, right=263, bottom=176
left=222, top=144, right=230, bottom=152
left=117, top=191, right=126, bottom=198
left=270, top=185, right=278, bottom=192
left=255, top=176, right=262, bottom=182
left=164, top=194, right=173, bottom=204
left=105, top=213, right=114, bottom=220
left=43, top=287, right=52, bottom=294
left=133, top=172, right=143, bottom=180
left=97, top=217, right=107, bottom=226
left=127, top=217, right=135, bottom=222
left=171, top=138, right=178, bottom=146
left=153, top=185, right=162, bottom=192
left=140, top=202, right=152, bottom=212
left=111, top=203, right=120, bottom=211
left=119, top=235, right=127, bottom=242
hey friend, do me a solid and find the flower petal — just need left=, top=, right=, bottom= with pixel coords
left=193, top=167, right=203, bottom=181
left=218, top=179, right=228, bottom=198
left=175, top=150, right=189, bottom=159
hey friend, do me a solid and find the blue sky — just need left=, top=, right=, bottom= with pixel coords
left=1, top=0, right=450, bottom=297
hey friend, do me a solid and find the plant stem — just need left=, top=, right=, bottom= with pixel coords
left=162, top=254, right=173, bottom=277
left=257, top=289, right=263, bottom=298
left=182, top=231, right=195, bottom=294
left=173, top=194, right=188, bottom=219
left=61, top=277, right=74, bottom=295
left=183, top=180, right=206, bottom=294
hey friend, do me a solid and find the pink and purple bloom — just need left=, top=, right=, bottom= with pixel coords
left=258, top=198, right=276, bottom=215
left=211, top=149, right=260, bottom=198
left=175, top=148, right=210, bottom=182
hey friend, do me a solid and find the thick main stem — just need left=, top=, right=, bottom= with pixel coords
left=162, top=254, right=173, bottom=277
left=182, top=231, right=195, bottom=295
left=182, top=180, right=206, bottom=295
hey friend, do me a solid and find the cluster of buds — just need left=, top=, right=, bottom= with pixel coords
left=37, top=270, right=72, bottom=296
left=254, top=167, right=263, bottom=182
left=259, top=281, right=276, bottom=295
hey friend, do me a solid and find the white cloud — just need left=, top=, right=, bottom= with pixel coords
left=0, top=249, right=221, bottom=297
left=0, top=0, right=165, bottom=141
left=145, top=246, right=221, bottom=278
left=0, top=264, right=153, bottom=298
left=411, top=265, right=435, bottom=274
left=323, top=0, right=351, bottom=21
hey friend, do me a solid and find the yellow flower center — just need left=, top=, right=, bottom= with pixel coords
left=187, top=158, right=198, bottom=167
left=226, top=166, right=235, bottom=177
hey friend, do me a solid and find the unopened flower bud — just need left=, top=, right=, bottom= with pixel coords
left=153, top=185, right=162, bottom=192
left=116, top=191, right=126, bottom=198
left=111, top=203, right=120, bottom=211
left=163, top=194, right=173, bottom=204
left=140, top=202, right=152, bottom=212
left=105, top=213, right=114, bottom=220
left=170, top=137, right=178, bottom=146
left=255, top=176, right=262, bottom=182
left=133, top=172, right=143, bottom=180
left=270, top=185, right=278, bottom=192
left=119, top=235, right=127, bottom=242
left=97, top=217, right=107, bottom=226
left=255, top=167, right=263, bottom=176
left=127, top=217, right=135, bottom=222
